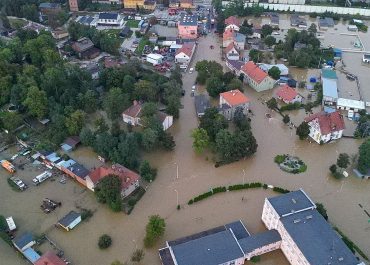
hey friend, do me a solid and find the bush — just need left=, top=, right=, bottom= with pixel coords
left=81, top=209, right=93, bottom=221
left=263, top=184, right=268, bottom=189
left=298, top=163, right=307, bottom=173
left=251, top=256, right=261, bottom=262
left=274, top=154, right=287, bottom=164
left=329, top=164, right=337, bottom=174
left=333, top=172, right=344, bottom=179
left=131, top=249, right=145, bottom=262
left=188, top=199, right=194, bottom=205
left=273, top=187, right=290, bottom=194
left=280, top=102, right=302, bottom=112
left=98, top=234, right=112, bottom=249
left=316, top=203, right=328, bottom=221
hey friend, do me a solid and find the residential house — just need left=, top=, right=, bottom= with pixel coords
left=63, top=163, right=90, bottom=186
left=157, top=111, right=174, bottom=131
left=104, top=57, right=124, bottom=68
left=93, top=0, right=120, bottom=4
left=87, top=164, right=140, bottom=198
left=224, top=42, right=239, bottom=61
left=122, top=100, right=142, bottom=126
left=318, top=17, right=334, bottom=30
left=69, top=0, right=79, bottom=12
left=175, top=42, right=195, bottom=65
left=234, top=32, right=246, bottom=50
left=76, top=15, right=98, bottom=27
left=123, top=0, right=144, bottom=9
left=290, top=14, right=307, bottom=28
left=97, top=13, right=123, bottom=28
left=226, top=59, right=244, bottom=76
left=120, top=26, right=132, bottom=37
left=57, top=211, right=82, bottom=231
left=23, top=248, right=41, bottom=264
left=321, top=69, right=338, bottom=107
left=13, top=232, right=36, bottom=252
left=39, top=3, right=61, bottom=15
left=51, top=28, right=69, bottom=40
left=259, top=63, right=289, bottom=76
left=219, top=90, right=250, bottom=120
left=35, top=251, right=67, bottom=265
left=194, top=95, right=210, bottom=117
left=178, top=14, right=198, bottom=39
left=223, top=28, right=235, bottom=48
left=270, top=13, right=279, bottom=27
left=241, top=61, right=275, bottom=92
left=252, top=24, right=262, bottom=39
left=61, top=136, right=81, bottom=152
left=337, top=98, right=365, bottom=113
left=225, top=16, right=240, bottom=31
left=179, top=0, right=194, bottom=8
left=275, top=84, right=302, bottom=104
left=304, top=111, right=345, bottom=144
left=71, top=37, right=100, bottom=59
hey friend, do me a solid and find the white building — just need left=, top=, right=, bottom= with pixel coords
left=97, top=12, right=123, bottom=28
left=175, top=43, right=195, bottom=65
left=146, top=53, right=164, bottom=65
left=304, top=111, right=345, bottom=144
left=337, top=98, right=365, bottom=112
left=224, top=43, right=240, bottom=61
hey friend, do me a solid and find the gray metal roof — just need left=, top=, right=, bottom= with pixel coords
left=225, top=221, right=250, bottom=240
left=13, top=232, right=34, bottom=249
left=194, top=95, right=210, bottom=116
left=99, top=13, right=118, bottom=20
left=281, top=210, right=359, bottom=265
left=267, top=189, right=315, bottom=217
left=319, top=17, right=335, bottom=27
left=170, top=228, right=244, bottom=265
left=67, top=163, right=90, bottom=179
left=78, top=16, right=95, bottom=25
left=58, top=211, right=81, bottom=227
left=179, top=14, right=198, bottom=26
left=238, top=229, right=281, bottom=254
left=323, top=78, right=338, bottom=99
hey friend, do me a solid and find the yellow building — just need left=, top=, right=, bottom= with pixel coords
left=123, top=0, right=144, bottom=9
left=180, top=0, right=193, bottom=9
left=143, top=0, right=156, bottom=10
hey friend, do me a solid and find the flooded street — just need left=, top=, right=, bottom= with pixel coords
left=0, top=23, right=370, bottom=265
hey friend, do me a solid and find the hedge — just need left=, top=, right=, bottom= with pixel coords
left=334, top=227, right=369, bottom=261
left=280, top=102, right=303, bottom=112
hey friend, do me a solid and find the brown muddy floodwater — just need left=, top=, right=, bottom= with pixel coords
left=1, top=23, right=370, bottom=265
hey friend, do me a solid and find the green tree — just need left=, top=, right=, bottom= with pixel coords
left=142, top=128, right=159, bottom=151
left=308, top=23, right=317, bottom=34
left=23, top=86, right=48, bottom=119
left=199, top=107, right=228, bottom=141
left=134, top=80, right=157, bottom=102
left=140, top=160, right=157, bottom=182
left=261, top=24, right=273, bottom=37
left=111, top=260, right=124, bottom=265
left=82, top=90, right=98, bottom=113
left=98, top=234, right=112, bottom=249
left=264, top=36, right=276, bottom=48
left=266, top=98, right=278, bottom=110
left=95, top=117, right=109, bottom=134
left=296, top=121, right=310, bottom=140
left=215, top=129, right=234, bottom=161
left=329, top=164, right=337, bottom=174
left=283, top=115, right=290, bottom=124
left=227, top=78, right=243, bottom=91
left=191, top=128, right=210, bottom=154
left=233, top=107, right=250, bottom=131
left=316, top=203, right=328, bottom=220
left=195, top=60, right=223, bottom=85
left=103, top=87, right=129, bottom=119
left=65, top=110, right=86, bottom=135
left=131, top=249, right=145, bottom=262
left=358, top=139, right=370, bottom=174
left=141, top=102, right=157, bottom=117
left=0, top=112, right=23, bottom=132
left=166, top=95, right=181, bottom=119
left=95, top=175, right=122, bottom=212
left=206, top=76, right=223, bottom=97
left=144, top=215, right=166, bottom=248
left=79, top=127, right=95, bottom=146
left=337, top=153, right=350, bottom=169
left=249, top=49, right=263, bottom=63
left=268, top=66, right=281, bottom=80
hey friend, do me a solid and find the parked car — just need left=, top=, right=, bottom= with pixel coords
left=10, top=177, right=27, bottom=191
left=189, top=68, right=194, bottom=74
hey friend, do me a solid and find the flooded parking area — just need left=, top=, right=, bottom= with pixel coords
left=0, top=22, right=370, bottom=265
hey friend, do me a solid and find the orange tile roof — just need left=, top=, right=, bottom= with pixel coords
left=123, top=101, right=142, bottom=118
left=225, top=16, right=240, bottom=27
left=223, top=28, right=235, bottom=41
left=224, top=42, right=237, bottom=54
left=35, top=251, right=67, bottom=265
left=175, top=43, right=194, bottom=57
left=220, top=89, right=250, bottom=106
left=241, top=61, right=268, bottom=84
left=89, top=164, right=140, bottom=191
left=276, top=84, right=298, bottom=102
left=305, top=111, right=345, bottom=135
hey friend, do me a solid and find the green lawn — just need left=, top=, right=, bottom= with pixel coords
left=125, top=20, right=140, bottom=28
left=136, top=37, right=150, bottom=55
left=8, top=17, right=27, bottom=29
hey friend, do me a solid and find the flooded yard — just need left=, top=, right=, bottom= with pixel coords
left=0, top=25, right=369, bottom=265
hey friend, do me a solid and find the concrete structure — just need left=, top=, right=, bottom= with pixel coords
left=175, top=42, right=195, bottom=65
left=262, top=189, right=363, bottom=265
left=219, top=90, right=250, bottom=120
left=69, top=0, right=79, bottom=11
left=160, top=190, right=362, bottom=265
left=241, top=61, right=275, bottom=92
left=87, top=164, right=140, bottom=198
left=57, top=211, right=82, bottom=231
left=97, top=13, right=124, bottom=28
left=276, top=84, right=302, bottom=104
left=35, top=251, right=67, bottom=265
left=290, top=14, right=307, bottom=28
left=157, top=111, right=174, bottom=131
left=225, top=16, right=240, bottom=31
left=76, top=15, right=98, bottom=26
left=51, top=28, right=69, bottom=40
left=22, top=248, right=40, bottom=264
left=194, top=95, right=210, bottom=117
left=304, top=111, right=345, bottom=144
left=178, top=14, right=198, bottom=39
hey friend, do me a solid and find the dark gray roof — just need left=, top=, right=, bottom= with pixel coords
left=281, top=210, right=359, bottom=265
left=58, top=211, right=81, bottom=227
left=238, top=230, right=281, bottom=254
left=225, top=221, right=250, bottom=240
left=194, top=95, right=210, bottom=116
left=67, top=163, right=90, bottom=179
left=319, top=17, right=335, bottom=28
left=179, top=14, right=198, bottom=26
left=13, top=232, right=34, bottom=249
left=270, top=14, right=279, bottom=25
left=169, top=229, right=244, bottom=265
left=39, top=2, right=61, bottom=9
left=227, top=59, right=244, bottom=71
left=78, top=16, right=94, bottom=25
left=99, top=13, right=118, bottom=20
left=159, top=247, right=176, bottom=265
left=267, top=189, right=315, bottom=217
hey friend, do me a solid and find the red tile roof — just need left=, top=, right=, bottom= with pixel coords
left=276, top=85, right=298, bottom=102
left=89, top=164, right=140, bottom=191
left=305, top=111, right=345, bottom=135
left=223, top=28, right=235, bottom=41
left=224, top=42, right=238, bottom=54
left=35, top=251, right=67, bottom=265
left=220, top=89, right=250, bottom=106
left=123, top=101, right=142, bottom=118
left=175, top=43, right=194, bottom=57
left=241, top=61, right=268, bottom=84
left=225, top=16, right=240, bottom=27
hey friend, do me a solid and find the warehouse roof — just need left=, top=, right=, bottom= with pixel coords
left=323, top=78, right=338, bottom=99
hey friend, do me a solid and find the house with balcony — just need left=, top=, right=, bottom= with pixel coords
left=178, top=14, right=198, bottom=39
left=219, top=90, right=250, bottom=120
left=304, top=111, right=345, bottom=144
left=241, top=61, right=275, bottom=92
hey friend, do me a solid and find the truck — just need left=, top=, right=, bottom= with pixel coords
left=32, top=171, right=52, bottom=185
left=5, top=216, right=16, bottom=239
left=1, top=160, right=16, bottom=173
left=10, top=176, right=27, bottom=191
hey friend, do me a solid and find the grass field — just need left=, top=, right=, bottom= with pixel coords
left=125, top=20, right=140, bottom=28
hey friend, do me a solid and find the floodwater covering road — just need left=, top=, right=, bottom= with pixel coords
left=0, top=31, right=369, bottom=265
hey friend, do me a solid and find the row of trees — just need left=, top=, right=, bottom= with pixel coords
left=192, top=107, right=257, bottom=165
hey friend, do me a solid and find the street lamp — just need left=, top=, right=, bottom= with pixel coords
left=174, top=189, right=179, bottom=206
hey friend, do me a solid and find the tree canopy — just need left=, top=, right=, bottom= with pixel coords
left=358, top=139, right=370, bottom=174
left=95, top=175, right=122, bottom=212
left=144, top=215, right=166, bottom=248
